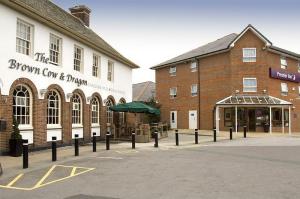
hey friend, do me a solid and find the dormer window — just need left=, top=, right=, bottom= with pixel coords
left=281, top=57, right=287, bottom=69
left=243, top=48, right=256, bottom=62
left=169, top=66, right=176, bottom=76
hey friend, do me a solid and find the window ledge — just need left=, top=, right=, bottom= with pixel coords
left=19, top=125, right=33, bottom=131
left=47, top=125, right=62, bottom=129
left=72, top=124, right=83, bottom=128
left=91, top=124, right=101, bottom=127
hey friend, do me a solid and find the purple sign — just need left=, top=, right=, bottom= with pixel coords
left=269, top=68, right=300, bottom=83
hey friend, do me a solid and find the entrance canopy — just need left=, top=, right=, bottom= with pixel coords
left=216, top=95, right=292, bottom=106
left=215, top=95, right=292, bottom=135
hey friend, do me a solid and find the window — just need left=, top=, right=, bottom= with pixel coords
left=191, top=61, right=197, bottom=72
left=119, top=100, right=125, bottom=125
left=16, top=19, right=33, bottom=56
left=169, top=66, right=176, bottom=76
left=13, top=85, right=31, bottom=126
left=170, top=87, right=177, bottom=99
left=191, top=84, right=198, bottom=96
left=243, top=78, right=257, bottom=92
left=72, top=94, right=82, bottom=125
left=47, top=90, right=60, bottom=125
left=106, top=99, right=114, bottom=124
left=107, top=61, right=114, bottom=81
left=281, top=57, right=287, bottom=69
left=49, top=34, right=62, bottom=65
left=299, top=86, right=300, bottom=96
left=91, top=97, right=99, bottom=125
left=93, top=54, right=100, bottom=77
left=281, top=83, right=288, bottom=96
left=74, top=46, right=83, bottom=72
left=243, top=48, right=256, bottom=62
left=298, top=62, right=300, bottom=73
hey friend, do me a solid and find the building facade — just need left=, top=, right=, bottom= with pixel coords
left=0, top=0, right=138, bottom=154
left=152, top=25, right=300, bottom=133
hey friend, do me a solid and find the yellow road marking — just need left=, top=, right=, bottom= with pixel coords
left=33, top=165, right=57, bottom=188
left=0, top=165, right=95, bottom=191
left=70, top=167, right=77, bottom=176
left=6, top=173, right=24, bottom=187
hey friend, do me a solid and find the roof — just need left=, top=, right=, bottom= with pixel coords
left=3, top=0, right=139, bottom=69
left=216, top=95, right=292, bottom=106
left=152, top=24, right=300, bottom=69
left=132, top=81, right=156, bottom=102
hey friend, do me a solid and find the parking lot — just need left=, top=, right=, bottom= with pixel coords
left=1, top=132, right=300, bottom=199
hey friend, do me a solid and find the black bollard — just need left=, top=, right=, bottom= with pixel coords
left=195, top=129, right=199, bottom=144
left=213, top=129, right=217, bottom=142
left=230, top=127, right=233, bottom=140
left=244, top=126, right=247, bottom=138
left=154, top=131, right=158, bottom=148
left=106, top=132, right=110, bottom=150
left=132, top=132, right=136, bottom=149
left=75, top=134, right=79, bottom=156
left=175, top=129, right=179, bottom=146
left=22, top=140, right=29, bottom=169
left=52, top=136, right=57, bottom=161
left=92, top=132, right=97, bottom=152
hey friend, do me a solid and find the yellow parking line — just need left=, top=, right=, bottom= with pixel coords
left=33, top=165, right=57, bottom=188
left=70, top=167, right=77, bottom=176
left=6, top=173, right=24, bottom=187
left=0, top=185, right=32, bottom=191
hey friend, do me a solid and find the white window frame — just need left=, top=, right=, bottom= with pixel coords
left=170, top=87, right=177, bottom=99
left=191, top=62, right=197, bottom=72
left=107, top=61, right=114, bottom=81
left=243, top=48, right=256, bottom=62
left=243, top=78, right=257, bottom=92
left=49, top=34, right=62, bottom=66
left=281, top=83, right=288, bottom=96
left=281, top=57, right=287, bottom=69
left=91, top=97, right=100, bottom=126
left=191, top=84, right=198, bottom=96
left=16, top=19, right=34, bottom=56
left=74, top=45, right=84, bottom=72
left=13, top=85, right=33, bottom=129
left=298, top=61, right=300, bottom=73
left=298, top=86, right=300, bottom=96
left=72, top=94, right=83, bottom=126
left=106, top=99, right=114, bottom=124
left=47, top=90, right=61, bottom=128
left=169, top=66, right=176, bottom=76
left=92, top=54, right=101, bottom=78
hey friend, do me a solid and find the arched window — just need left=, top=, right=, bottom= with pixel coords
left=13, top=85, right=32, bottom=125
left=47, top=90, right=60, bottom=125
left=91, top=97, right=100, bottom=125
left=106, top=98, right=114, bottom=124
left=72, top=94, right=82, bottom=125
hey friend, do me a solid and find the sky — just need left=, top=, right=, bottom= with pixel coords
left=53, top=0, right=300, bottom=84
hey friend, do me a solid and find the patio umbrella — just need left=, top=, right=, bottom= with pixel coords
left=109, top=101, right=160, bottom=115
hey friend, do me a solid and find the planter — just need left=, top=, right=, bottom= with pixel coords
left=9, top=139, right=23, bottom=157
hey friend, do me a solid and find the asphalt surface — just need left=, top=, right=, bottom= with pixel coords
left=1, top=136, right=300, bottom=199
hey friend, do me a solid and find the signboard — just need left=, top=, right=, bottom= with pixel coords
left=269, top=68, right=300, bottom=83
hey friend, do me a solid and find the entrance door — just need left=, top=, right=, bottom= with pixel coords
left=189, top=110, right=197, bottom=129
left=170, top=111, right=177, bottom=129
left=248, top=109, right=256, bottom=131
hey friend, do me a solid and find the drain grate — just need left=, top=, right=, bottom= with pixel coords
left=64, top=194, right=119, bottom=199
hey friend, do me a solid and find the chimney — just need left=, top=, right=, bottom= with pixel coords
left=69, top=5, right=91, bottom=27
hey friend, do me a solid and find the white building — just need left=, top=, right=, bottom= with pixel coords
left=0, top=0, right=138, bottom=153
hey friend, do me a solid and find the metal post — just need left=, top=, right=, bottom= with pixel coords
left=154, top=131, right=158, bottom=148
left=235, top=106, right=238, bottom=134
left=92, top=132, right=96, bottom=152
left=243, top=126, right=247, bottom=138
left=106, top=132, right=110, bottom=150
left=230, top=127, right=233, bottom=140
left=195, top=129, right=198, bottom=144
left=175, top=129, right=179, bottom=146
left=75, top=134, right=79, bottom=156
left=22, top=140, right=29, bottom=169
left=213, top=129, right=217, bottom=142
left=132, top=132, right=136, bottom=149
left=52, top=136, right=57, bottom=161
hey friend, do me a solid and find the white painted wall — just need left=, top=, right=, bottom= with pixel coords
left=0, top=4, right=133, bottom=105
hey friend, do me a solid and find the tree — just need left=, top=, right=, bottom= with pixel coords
left=145, top=97, right=161, bottom=124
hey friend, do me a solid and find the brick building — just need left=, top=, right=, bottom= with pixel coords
left=0, top=0, right=138, bottom=154
left=152, top=25, right=300, bottom=134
